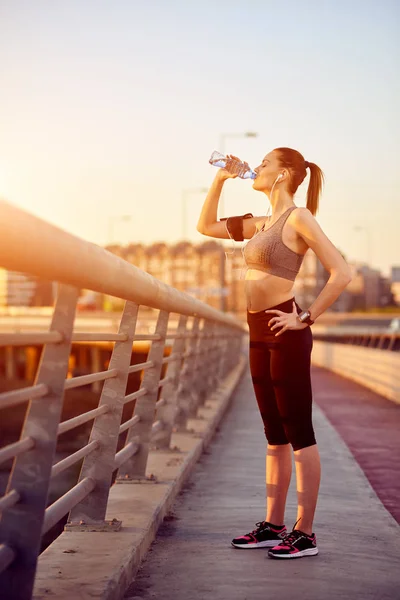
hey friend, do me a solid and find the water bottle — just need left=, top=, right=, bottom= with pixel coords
left=209, top=151, right=256, bottom=180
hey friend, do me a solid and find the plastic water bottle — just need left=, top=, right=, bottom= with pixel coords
left=209, top=151, right=256, bottom=180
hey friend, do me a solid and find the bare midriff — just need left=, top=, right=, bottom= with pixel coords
left=245, top=269, right=296, bottom=312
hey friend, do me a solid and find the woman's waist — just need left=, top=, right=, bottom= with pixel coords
left=247, top=295, right=299, bottom=314
left=245, top=274, right=295, bottom=313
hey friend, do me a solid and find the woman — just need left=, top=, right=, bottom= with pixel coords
left=196, top=147, right=352, bottom=559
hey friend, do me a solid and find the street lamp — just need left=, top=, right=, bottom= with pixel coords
left=218, top=131, right=258, bottom=217
left=181, top=187, right=208, bottom=240
left=108, top=215, right=131, bottom=245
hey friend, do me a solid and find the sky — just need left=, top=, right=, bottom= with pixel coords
left=0, top=0, right=399, bottom=276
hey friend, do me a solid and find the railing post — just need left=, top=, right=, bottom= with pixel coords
left=193, top=320, right=216, bottom=407
left=67, top=301, right=139, bottom=527
left=231, top=333, right=243, bottom=370
left=231, top=333, right=242, bottom=369
left=215, top=324, right=226, bottom=379
left=218, top=324, right=232, bottom=379
left=226, top=332, right=236, bottom=373
left=175, top=317, right=201, bottom=429
left=90, top=346, right=102, bottom=393
left=5, top=346, right=15, bottom=379
left=208, top=323, right=222, bottom=396
left=117, top=309, right=169, bottom=481
left=182, top=317, right=206, bottom=414
left=0, top=284, right=78, bottom=600
left=205, top=322, right=222, bottom=395
left=152, top=314, right=189, bottom=449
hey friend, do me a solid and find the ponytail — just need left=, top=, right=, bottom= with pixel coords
left=274, top=147, right=325, bottom=216
left=306, top=162, right=325, bottom=216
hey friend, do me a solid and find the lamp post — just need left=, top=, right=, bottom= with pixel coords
left=108, top=215, right=131, bottom=245
left=181, top=187, right=208, bottom=240
left=218, top=131, right=258, bottom=217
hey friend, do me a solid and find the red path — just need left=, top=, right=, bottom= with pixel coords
left=313, top=366, right=400, bottom=524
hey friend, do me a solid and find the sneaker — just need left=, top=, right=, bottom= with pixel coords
left=231, top=521, right=287, bottom=549
left=268, top=525, right=318, bottom=559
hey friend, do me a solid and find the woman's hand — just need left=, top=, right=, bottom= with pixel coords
left=264, top=301, right=309, bottom=337
left=216, top=154, right=249, bottom=181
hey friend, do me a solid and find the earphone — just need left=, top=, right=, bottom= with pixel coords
left=276, top=173, right=284, bottom=182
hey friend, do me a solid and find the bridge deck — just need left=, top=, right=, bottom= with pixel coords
left=124, top=366, right=400, bottom=600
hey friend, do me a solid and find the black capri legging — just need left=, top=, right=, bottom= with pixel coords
left=247, top=297, right=316, bottom=451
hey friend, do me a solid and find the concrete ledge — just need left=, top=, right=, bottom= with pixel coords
left=33, top=356, right=247, bottom=600
left=312, top=341, right=399, bottom=404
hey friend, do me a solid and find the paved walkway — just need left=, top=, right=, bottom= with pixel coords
left=124, top=366, right=400, bottom=600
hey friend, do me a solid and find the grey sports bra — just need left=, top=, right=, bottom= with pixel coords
left=242, top=206, right=305, bottom=281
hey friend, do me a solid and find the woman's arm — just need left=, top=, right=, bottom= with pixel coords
left=196, top=171, right=230, bottom=236
left=293, top=208, right=352, bottom=321
left=196, top=168, right=264, bottom=239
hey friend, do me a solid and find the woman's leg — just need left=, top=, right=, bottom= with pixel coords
left=270, top=325, right=319, bottom=534
left=265, top=443, right=292, bottom=525
left=293, top=444, right=321, bottom=535
left=248, top=319, right=292, bottom=525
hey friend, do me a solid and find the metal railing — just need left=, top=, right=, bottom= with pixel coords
left=310, top=327, right=400, bottom=404
left=312, top=339, right=399, bottom=404
left=312, top=328, right=400, bottom=352
left=0, top=199, right=246, bottom=600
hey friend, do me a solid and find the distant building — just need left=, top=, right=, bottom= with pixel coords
left=337, top=263, right=396, bottom=311
left=292, top=250, right=328, bottom=309
left=391, top=266, right=400, bottom=306
left=115, top=240, right=226, bottom=311
left=0, top=269, right=54, bottom=307
left=392, top=267, right=400, bottom=282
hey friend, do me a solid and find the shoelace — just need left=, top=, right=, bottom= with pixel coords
left=281, top=529, right=303, bottom=546
left=281, top=517, right=303, bottom=546
left=250, top=521, right=269, bottom=535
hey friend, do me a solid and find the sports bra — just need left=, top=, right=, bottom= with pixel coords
left=242, top=206, right=305, bottom=281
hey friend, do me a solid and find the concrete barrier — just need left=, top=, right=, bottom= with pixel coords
left=312, top=341, right=399, bottom=404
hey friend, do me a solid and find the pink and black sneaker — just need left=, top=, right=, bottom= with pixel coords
left=268, top=526, right=318, bottom=559
left=231, top=521, right=287, bottom=549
